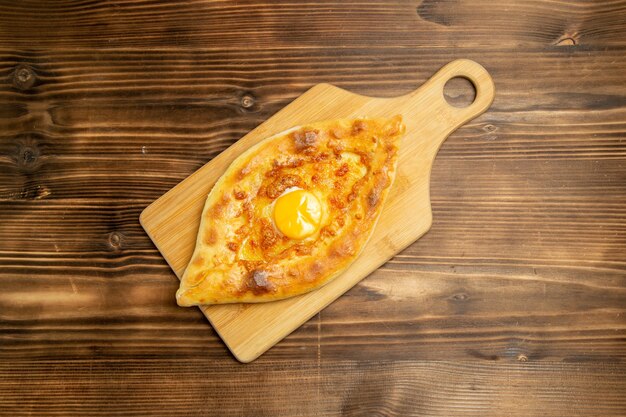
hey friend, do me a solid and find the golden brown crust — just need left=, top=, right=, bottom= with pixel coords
left=176, top=116, right=405, bottom=306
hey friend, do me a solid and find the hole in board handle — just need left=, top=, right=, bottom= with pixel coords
left=443, top=76, right=477, bottom=108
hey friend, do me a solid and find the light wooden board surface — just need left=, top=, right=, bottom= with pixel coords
left=140, top=59, right=495, bottom=362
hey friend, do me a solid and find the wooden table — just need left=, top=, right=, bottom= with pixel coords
left=1, top=1, right=625, bottom=415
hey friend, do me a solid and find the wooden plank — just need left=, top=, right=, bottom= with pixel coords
left=0, top=0, right=625, bottom=48
left=1, top=47, right=625, bottom=104
left=1, top=47, right=625, bottom=201
left=1, top=360, right=625, bottom=416
left=2, top=283, right=625, bottom=362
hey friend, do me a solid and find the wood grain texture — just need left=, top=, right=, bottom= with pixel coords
left=1, top=0, right=625, bottom=414
left=1, top=0, right=626, bottom=48
left=2, top=360, right=626, bottom=416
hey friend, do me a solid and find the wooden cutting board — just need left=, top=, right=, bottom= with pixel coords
left=140, top=59, right=495, bottom=362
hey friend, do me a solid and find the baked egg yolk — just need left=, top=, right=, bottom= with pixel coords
left=272, top=189, right=322, bottom=240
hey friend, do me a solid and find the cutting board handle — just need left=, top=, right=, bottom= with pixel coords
left=393, top=59, right=495, bottom=153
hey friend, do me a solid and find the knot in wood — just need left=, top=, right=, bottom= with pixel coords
left=20, top=147, right=37, bottom=165
left=13, top=65, right=36, bottom=90
left=240, top=94, right=255, bottom=109
left=450, top=292, right=469, bottom=301
left=483, top=124, right=497, bottom=133
left=14, top=136, right=41, bottom=171
left=108, top=232, right=124, bottom=250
